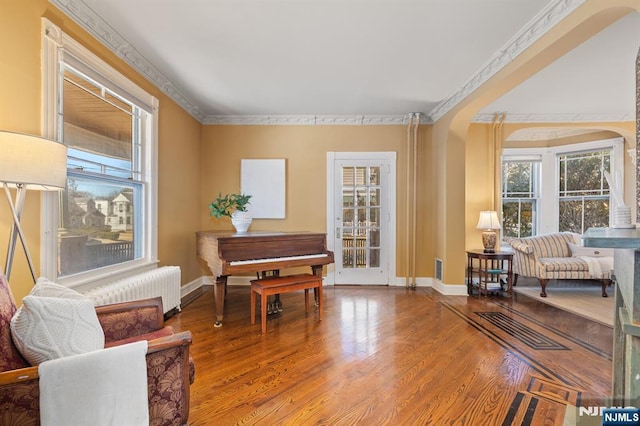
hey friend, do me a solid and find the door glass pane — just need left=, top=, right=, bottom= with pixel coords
left=370, top=249, right=380, bottom=268
left=342, top=188, right=354, bottom=207
left=370, top=229, right=380, bottom=247
left=369, top=188, right=380, bottom=207
left=356, top=188, right=367, bottom=207
left=343, top=208, right=354, bottom=224
left=369, top=167, right=380, bottom=185
left=370, top=208, right=380, bottom=226
left=340, top=165, right=383, bottom=270
left=342, top=245, right=354, bottom=268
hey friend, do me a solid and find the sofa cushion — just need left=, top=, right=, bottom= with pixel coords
left=10, top=295, right=105, bottom=365
left=568, top=242, right=614, bottom=258
left=0, top=273, right=29, bottom=371
left=525, top=232, right=575, bottom=258
left=537, top=257, right=590, bottom=273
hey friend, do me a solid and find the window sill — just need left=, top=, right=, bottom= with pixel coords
left=56, top=259, right=160, bottom=291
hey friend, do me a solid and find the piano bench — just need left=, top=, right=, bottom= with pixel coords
left=250, top=273, right=323, bottom=334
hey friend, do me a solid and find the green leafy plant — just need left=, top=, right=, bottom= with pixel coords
left=208, top=193, right=252, bottom=218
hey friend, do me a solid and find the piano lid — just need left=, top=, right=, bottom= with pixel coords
left=196, top=230, right=330, bottom=262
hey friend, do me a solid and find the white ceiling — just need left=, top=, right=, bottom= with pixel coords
left=55, top=0, right=639, bottom=124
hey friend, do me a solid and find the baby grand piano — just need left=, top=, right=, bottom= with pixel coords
left=196, top=231, right=334, bottom=327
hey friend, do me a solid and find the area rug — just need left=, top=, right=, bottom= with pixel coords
left=512, top=280, right=614, bottom=327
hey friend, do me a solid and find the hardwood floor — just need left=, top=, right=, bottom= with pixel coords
left=167, top=285, right=613, bottom=425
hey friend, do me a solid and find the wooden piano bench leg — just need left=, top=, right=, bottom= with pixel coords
left=261, top=291, right=268, bottom=334
left=250, top=285, right=257, bottom=325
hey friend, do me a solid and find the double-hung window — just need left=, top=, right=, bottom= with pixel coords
left=42, top=19, right=158, bottom=286
left=558, top=150, right=611, bottom=234
left=501, top=159, right=540, bottom=238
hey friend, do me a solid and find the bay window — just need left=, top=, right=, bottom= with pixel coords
left=501, top=138, right=623, bottom=237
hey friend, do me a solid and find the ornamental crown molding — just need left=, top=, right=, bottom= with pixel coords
left=428, top=0, right=586, bottom=122
left=472, top=112, right=635, bottom=123
left=203, top=114, right=425, bottom=126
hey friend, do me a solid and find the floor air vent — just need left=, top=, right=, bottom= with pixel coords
left=434, top=258, right=443, bottom=281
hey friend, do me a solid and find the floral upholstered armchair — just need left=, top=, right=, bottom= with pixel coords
left=0, top=273, right=194, bottom=426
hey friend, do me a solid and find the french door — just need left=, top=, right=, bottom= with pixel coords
left=327, top=152, right=395, bottom=285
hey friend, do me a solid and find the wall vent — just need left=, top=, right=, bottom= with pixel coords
left=434, top=258, right=443, bottom=281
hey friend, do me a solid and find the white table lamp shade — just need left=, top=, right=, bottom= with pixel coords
left=476, top=211, right=501, bottom=230
left=0, top=131, right=67, bottom=190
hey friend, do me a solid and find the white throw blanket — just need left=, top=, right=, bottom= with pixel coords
left=579, top=256, right=614, bottom=279
left=39, top=340, right=149, bottom=426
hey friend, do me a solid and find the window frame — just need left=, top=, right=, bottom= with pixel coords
left=502, top=137, right=624, bottom=237
left=501, top=157, right=541, bottom=238
left=41, top=18, right=159, bottom=288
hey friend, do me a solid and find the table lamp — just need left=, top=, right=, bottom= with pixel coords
left=0, top=131, right=67, bottom=282
left=476, top=211, right=501, bottom=253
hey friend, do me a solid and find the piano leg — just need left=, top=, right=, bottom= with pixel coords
left=213, top=275, right=228, bottom=327
left=311, top=265, right=323, bottom=307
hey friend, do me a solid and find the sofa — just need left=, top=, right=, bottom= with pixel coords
left=0, top=273, right=194, bottom=426
left=505, top=232, right=613, bottom=298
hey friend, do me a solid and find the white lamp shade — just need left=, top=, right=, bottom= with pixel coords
left=0, top=131, right=67, bottom=190
left=476, top=211, right=501, bottom=230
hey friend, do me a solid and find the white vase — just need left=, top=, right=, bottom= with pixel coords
left=231, top=210, right=252, bottom=233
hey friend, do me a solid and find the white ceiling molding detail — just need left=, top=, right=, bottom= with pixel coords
left=506, top=127, right=604, bottom=141
left=472, top=112, right=635, bottom=123
left=429, top=0, right=585, bottom=122
left=203, top=115, right=416, bottom=126
left=49, top=0, right=206, bottom=123
left=52, top=0, right=628, bottom=127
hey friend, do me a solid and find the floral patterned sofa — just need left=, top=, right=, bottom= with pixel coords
left=505, top=232, right=613, bottom=298
left=0, top=273, right=194, bottom=426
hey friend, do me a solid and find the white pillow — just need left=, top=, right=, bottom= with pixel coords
left=10, top=296, right=105, bottom=365
left=568, top=242, right=613, bottom=258
left=31, top=277, right=88, bottom=300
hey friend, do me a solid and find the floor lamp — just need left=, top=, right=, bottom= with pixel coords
left=0, top=131, right=67, bottom=282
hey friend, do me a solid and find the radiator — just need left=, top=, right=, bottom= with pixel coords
left=83, top=266, right=181, bottom=314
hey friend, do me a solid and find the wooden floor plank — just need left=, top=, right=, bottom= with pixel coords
left=167, top=285, right=612, bottom=425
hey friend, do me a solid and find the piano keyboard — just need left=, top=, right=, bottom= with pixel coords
left=229, top=253, right=329, bottom=266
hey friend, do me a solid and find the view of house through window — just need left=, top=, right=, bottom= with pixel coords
left=58, top=67, right=146, bottom=277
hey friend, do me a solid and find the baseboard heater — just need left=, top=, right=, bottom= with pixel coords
left=82, top=266, right=181, bottom=314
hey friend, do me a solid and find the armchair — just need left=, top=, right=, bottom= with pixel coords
left=0, top=273, right=194, bottom=426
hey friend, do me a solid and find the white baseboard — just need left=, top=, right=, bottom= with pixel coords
left=193, top=275, right=467, bottom=296
left=430, top=278, right=468, bottom=296
left=181, top=276, right=206, bottom=298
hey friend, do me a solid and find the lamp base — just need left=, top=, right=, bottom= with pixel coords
left=481, top=230, right=497, bottom=254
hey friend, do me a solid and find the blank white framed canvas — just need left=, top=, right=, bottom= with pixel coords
left=241, top=159, right=286, bottom=219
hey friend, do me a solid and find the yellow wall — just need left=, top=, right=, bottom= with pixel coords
left=1, top=0, right=203, bottom=301
left=200, top=124, right=435, bottom=278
